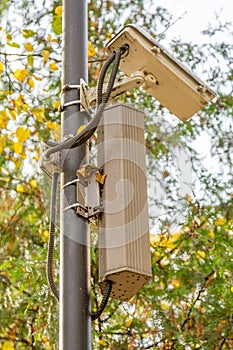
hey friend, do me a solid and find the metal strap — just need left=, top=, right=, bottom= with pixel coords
left=59, top=84, right=81, bottom=112
left=62, top=178, right=80, bottom=189
left=61, top=84, right=81, bottom=94
left=63, top=203, right=83, bottom=212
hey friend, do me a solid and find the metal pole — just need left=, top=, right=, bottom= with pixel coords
left=59, top=0, right=91, bottom=349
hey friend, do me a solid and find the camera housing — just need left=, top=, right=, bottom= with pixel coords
left=106, top=24, right=216, bottom=121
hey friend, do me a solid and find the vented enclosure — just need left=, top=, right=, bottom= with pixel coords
left=97, top=104, right=152, bottom=301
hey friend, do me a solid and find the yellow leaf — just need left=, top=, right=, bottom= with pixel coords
left=32, top=74, right=42, bottom=81
left=24, top=42, right=34, bottom=52
left=53, top=124, right=61, bottom=140
left=42, top=229, right=49, bottom=241
left=27, top=55, right=34, bottom=67
left=27, top=78, right=35, bottom=88
left=1, top=168, right=9, bottom=176
left=88, top=41, right=97, bottom=57
left=125, top=318, right=132, bottom=328
left=46, top=121, right=60, bottom=130
left=47, top=34, right=59, bottom=43
left=32, top=107, right=45, bottom=122
left=185, top=193, right=192, bottom=202
left=0, top=136, right=6, bottom=154
left=230, top=286, right=233, bottom=293
left=29, top=179, right=37, bottom=188
left=214, top=217, right=224, bottom=226
left=150, top=232, right=181, bottom=250
left=98, top=340, right=107, bottom=347
left=95, top=171, right=107, bottom=185
left=0, top=110, right=8, bottom=128
left=14, top=68, right=28, bottom=82
left=13, top=159, right=22, bottom=169
left=0, top=61, right=4, bottom=74
left=196, top=250, right=206, bottom=259
left=13, top=142, right=23, bottom=154
left=16, top=127, right=30, bottom=142
left=7, top=40, right=20, bottom=48
left=208, top=231, right=214, bottom=238
left=42, top=335, right=49, bottom=343
left=3, top=341, right=14, bottom=350
left=33, top=147, right=40, bottom=161
left=21, top=152, right=27, bottom=159
left=161, top=303, right=170, bottom=310
left=55, top=5, right=62, bottom=17
left=33, top=155, right=39, bottom=161
left=77, top=124, right=86, bottom=134
left=5, top=31, right=12, bottom=41
left=42, top=49, right=50, bottom=65
left=49, top=62, right=58, bottom=70
left=0, top=89, right=12, bottom=98
left=0, top=176, right=10, bottom=183
left=12, top=95, right=24, bottom=109
left=53, top=100, right=60, bottom=109
left=106, top=32, right=112, bottom=41
left=7, top=109, right=16, bottom=120
left=16, top=184, right=26, bottom=193
left=171, top=279, right=181, bottom=288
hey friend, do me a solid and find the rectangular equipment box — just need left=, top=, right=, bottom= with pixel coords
left=106, top=24, right=216, bottom=121
left=97, top=104, right=152, bottom=300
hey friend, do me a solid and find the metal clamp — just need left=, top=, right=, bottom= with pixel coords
left=39, top=143, right=61, bottom=178
left=87, top=71, right=145, bottom=108
left=59, top=74, right=150, bottom=113
left=75, top=164, right=106, bottom=221
left=59, top=79, right=90, bottom=113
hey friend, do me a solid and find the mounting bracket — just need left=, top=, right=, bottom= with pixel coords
left=39, top=143, right=61, bottom=178
left=80, top=71, right=151, bottom=111
left=76, top=164, right=106, bottom=221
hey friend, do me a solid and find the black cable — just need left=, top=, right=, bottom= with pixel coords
left=97, top=52, right=116, bottom=106
left=43, top=54, right=116, bottom=150
left=44, top=45, right=128, bottom=158
left=91, top=280, right=112, bottom=321
left=100, top=47, right=124, bottom=105
left=44, top=47, right=127, bottom=314
left=47, top=171, right=59, bottom=301
left=68, top=46, right=125, bottom=148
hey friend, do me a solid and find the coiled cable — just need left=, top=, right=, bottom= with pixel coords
left=44, top=45, right=128, bottom=158
left=46, top=171, right=59, bottom=301
left=91, top=280, right=113, bottom=321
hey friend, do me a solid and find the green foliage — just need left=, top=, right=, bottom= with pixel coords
left=0, top=0, right=232, bottom=349
left=51, top=16, right=62, bottom=36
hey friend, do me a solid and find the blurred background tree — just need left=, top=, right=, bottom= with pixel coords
left=0, top=0, right=232, bottom=349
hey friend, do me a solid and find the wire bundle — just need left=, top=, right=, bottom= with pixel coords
left=44, top=45, right=128, bottom=158
left=46, top=45, right=128, bottom=319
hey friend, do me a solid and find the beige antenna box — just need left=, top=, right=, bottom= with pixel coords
left=97, top=104, right=152, bottom=301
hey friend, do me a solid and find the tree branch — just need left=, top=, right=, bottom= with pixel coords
left=169, top=270, right=215, bottom=349
left=0, top=273, right=32, bottom=297
left=0, top=336, right=31, bottom=346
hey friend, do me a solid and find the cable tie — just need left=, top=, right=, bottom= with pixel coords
left=59, top=100, right=81, bottom=112
left=63, top=203, right=86, bottom=212
left=62, top=178, right=80, bottom=189
left=63, top=203, right=79, bottom=211
left=59, top=84, right=82, bottom=112
left=61, top=84, right=81, bottom=94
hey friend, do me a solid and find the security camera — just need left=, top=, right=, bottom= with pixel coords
left=106, top=24, right=216, bottom=121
